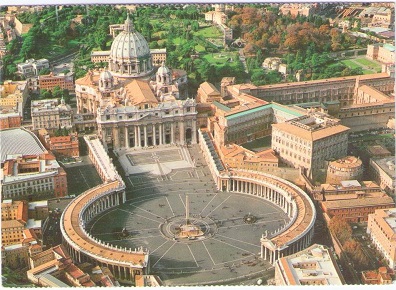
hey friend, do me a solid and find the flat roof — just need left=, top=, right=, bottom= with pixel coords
left=277, top=244, right=344, bottom=285
left=322, top=193, right=394, bottom=210
left=39, top=273, right=69, bottom=287
left=371, top=156, right=396, bottom=179
left=213, top=101, right=231, bottom=112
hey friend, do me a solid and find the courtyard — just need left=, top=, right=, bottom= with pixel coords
left=87, top=145, right=289, bottom=285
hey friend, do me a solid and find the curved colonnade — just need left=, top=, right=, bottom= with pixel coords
left=218, top=169, right=316, bottom=264
left=60, top=136, right=149, bottom=284
left=199, top=129, right=316, bottom=265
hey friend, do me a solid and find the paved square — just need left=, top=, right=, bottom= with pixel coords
left=117, top=146, right=193, bottom=176
left=86, top=145, right=287, bottom=285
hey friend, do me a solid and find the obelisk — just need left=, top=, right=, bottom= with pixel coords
left=185, top=195, right=190, bottom=225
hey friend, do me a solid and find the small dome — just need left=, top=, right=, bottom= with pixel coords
left=100, top=70, right=113, bottom=80
left=157, top=62, right=171, bottom=76
left=110, top=15, right=150, bottom=61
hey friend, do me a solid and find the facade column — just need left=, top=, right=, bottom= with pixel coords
left=192, top=121, right=197, bottom=144
left=171, top=123, right=175, bottom=144
left=144, top=125, right=147, bottom=147
left=137, top=126, right=141, bottom=147
left=134, top=126, right=138, bottom=147
left=153, top=124, right=156, bottom=146
left=159, top=123, right=163, bottom=145
left=179, top=121, right=185, bottom=145
left=125, top=126, right=129, bottom=148
left=113, top=126, right=120, bottom=149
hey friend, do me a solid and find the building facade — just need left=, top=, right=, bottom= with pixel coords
left=31, top=98, right=73, bottom=131
left=326, top=156, right=364, bottom=184
left=1, top=128, right=68, bottom=200
left=370, top=157, right=395, bottom=195
left=1, top=200, right=28, bottom=222
left=367, top=208, right=396, bottom=270
left=38, top=73, right=75, bottom=92
left=17, top=58, right=49, bottom=77
left=226, top=73, right=394, bottom=107
left=272, top=113, right=349, bottom=178
left=1, top=153, right=68, bottom=200
left=0, top=80, right=29, bottom=108
left=0, top=109, right=22, bottom=130
left=321, top=190, right=395, bottom=223
left=367, top=44, right=395, bottom=64
left=38, top=129, right=80, bottom=158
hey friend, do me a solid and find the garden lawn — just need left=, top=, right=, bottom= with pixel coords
left=341, top=59, right=361, bottom=69
left=354, top=57, right=381, bottom=69
left=203, top=52, right=238, bottom=66
left=194, top=26, right=222, bottom=38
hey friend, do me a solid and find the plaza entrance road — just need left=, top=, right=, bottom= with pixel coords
left=87, top=145, right=288, bottom=285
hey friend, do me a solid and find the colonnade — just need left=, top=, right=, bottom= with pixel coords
left=217, top=171, right=316, bottom=266
left=225, top=178, right=294, bottom=218
left=107, top=120, right=197, bottom=149
left=61, top=180, right=148, bottom=284
left=80, top=189, right=124, bottom=225
left=61, top=135, right=148, bottom=284
left=261, top=229, right=315, bottom=265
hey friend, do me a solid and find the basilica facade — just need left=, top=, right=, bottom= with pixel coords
left=75, top=16, right=196, bottom=150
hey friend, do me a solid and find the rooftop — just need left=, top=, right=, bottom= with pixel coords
left=277, top=244, right=344, bottom=285
left=199, top=81, right=220, bottom=96
left=322, top=192, right=394, bottom=210
left=370, top=208, right=396, bottom=239
left=371, top=156, right=396, bottom=180
left=84, top=136, right=118, bottom=182
left=367, top=145, right=391, bottom=156
left=272, top=118, right=349, bottom=141
left=329, top=156, right=362, bottom=169
left=0, top=128, right=46, bottom=162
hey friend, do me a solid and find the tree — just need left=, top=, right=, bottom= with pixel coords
left=329, top=216, right=352, bottom=244
left=39, top=68, right=51, bottom=75
left=343, top=239, right=369, bottom=268
left=40, top=89, right=52, bottom=99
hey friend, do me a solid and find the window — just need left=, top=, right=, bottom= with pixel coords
left=106, top=115, right=110, bottom=120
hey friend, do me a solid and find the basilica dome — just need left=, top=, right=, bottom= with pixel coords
left=108, top=15, right=153, bottom=78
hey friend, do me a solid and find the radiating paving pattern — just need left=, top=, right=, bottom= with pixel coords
left=88, top=166, right=288, bottom=285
